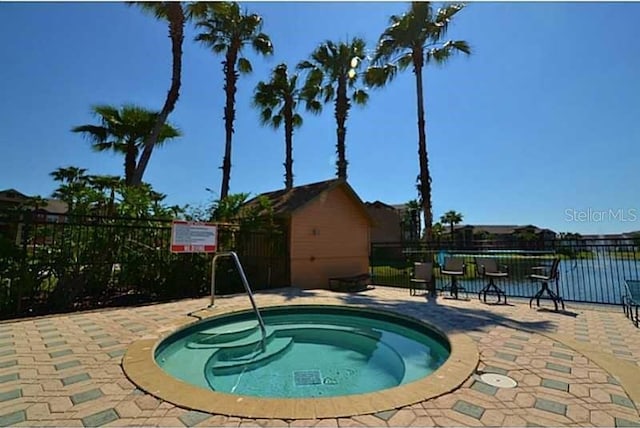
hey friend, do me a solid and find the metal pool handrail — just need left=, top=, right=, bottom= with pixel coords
left=209, top=251, right=267, bottom=349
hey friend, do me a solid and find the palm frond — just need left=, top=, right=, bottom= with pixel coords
left=426, top=40, right=471, bottom=65
left=258, top=107, right=273, bottom=126
left=71, top=125, right=108, bottom=143
left=238, top=57, right=253, bottom=74
left=271, top=114, right=283, bottom=129
left=291, top=114, right=303, bottom=128
left=296, top=60, right=315, bottom=71
left=129, top=2, right=172, bottom=21
left=305, top=99, right=323, bottom=114
left=352, top=89, right=368, bottom=105
left=433, top=4, right=466, bottom=39
left=157, top=123, right=182, bottom=142
left=449, top=40, right=471, bottom=55
left=322, top=84, right=335, bottom=103
left=364, top=64, right=397, bottom=88
left=92, top=141, right=117, bottom=152
left=252, top=33, right=273, bottom=55
left=397, top=52, right=414, bottom=70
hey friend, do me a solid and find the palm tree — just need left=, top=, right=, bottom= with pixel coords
left=432, top=222, right=444, bottom=241
left=367, top=2, right=470, bottom=239
left=49, top=166, right=88, bottom=185
left=72, top=105, right=181, bottom=185
left=129, top=2, right=185, bottom=186
left=49, top=166, right=90, bottom=212
left=402, top=199, right=422, bottom=240
left=297, top=38, right=369, bottom=180
left=253, top=63, right=321, bottom=189
left=193, top=2, right=273, bottom=199
left=87, top=175, right=122, bottom=215
left=440, top=210, right=464, bottom=236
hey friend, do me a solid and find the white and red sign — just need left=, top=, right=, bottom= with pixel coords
left=170, top=220, right=218, bottom=253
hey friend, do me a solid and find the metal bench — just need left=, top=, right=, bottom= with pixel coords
left=328, top=273, right=371, bottom=292
left=623, top=279, right=640, bottom=328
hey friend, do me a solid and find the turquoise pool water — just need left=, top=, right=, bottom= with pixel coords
left=155, top=305, right=450, bottom=398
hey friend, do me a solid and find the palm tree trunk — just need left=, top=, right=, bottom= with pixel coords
left=124, top=142, right=137, bottom=185
left=414, top=52, right=433, bottom=241
left=132, top=3, right=184, bottom=186
left=220, top=48, right=239, bottom=199
left=334, top=77, right=350, bottom=180
left=284, top=98, right=294, bottom=190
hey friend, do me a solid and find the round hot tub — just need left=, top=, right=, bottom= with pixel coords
left=155, top=305, right=450, bottom=398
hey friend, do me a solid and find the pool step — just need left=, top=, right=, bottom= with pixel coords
left=186, top=326, right=275, bottom=350
left=207, top=337, right=293, bottom=375
left=191, top=320, right=259, bottom=345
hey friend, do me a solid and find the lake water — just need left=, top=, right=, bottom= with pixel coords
left=459, top=257, right=640, bottom=305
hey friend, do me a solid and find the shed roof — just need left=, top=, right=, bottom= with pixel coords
left=243, top=178, right=374, bottom=224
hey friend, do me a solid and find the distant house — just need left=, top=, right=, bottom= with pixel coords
left=444, top=224, right=556, bottom=248
left=0, top=189, right=67, bottom=219
left=580, top=233, right=637, bottom=250
left=0, top=189, right=68, bottom=241
left=365, top=201, right=420, bottom=243
left=243, top=179, right=374, bottom=289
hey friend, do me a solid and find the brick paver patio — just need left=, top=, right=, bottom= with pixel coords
left=0, top=286, right=639, bottom=427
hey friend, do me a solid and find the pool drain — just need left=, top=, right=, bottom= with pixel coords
left=478, top=373, right=517, bottom=388
left=293, top=370, right=322, bottom=386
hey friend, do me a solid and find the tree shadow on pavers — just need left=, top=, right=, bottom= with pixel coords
left=253, top=287, right=324, bottom=301
left=332, top=291, right=555, bottom=336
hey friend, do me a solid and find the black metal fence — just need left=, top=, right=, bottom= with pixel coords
left=371, top=238, right=640, bottom=305
left=0, top=211, right=288, bottom=320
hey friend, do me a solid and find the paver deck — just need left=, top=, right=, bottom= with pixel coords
left=0, top=286, right=639, bottom=427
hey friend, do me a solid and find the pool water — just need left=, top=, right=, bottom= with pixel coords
left=155, top=306, right=450, bottom=398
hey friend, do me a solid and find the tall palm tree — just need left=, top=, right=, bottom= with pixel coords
left=440, top=210, right=464, bottom=236
left=298, top=38, right=368, bottom=180
left=72, top=105, right=181, bottom=185
left=366, top=2, right=470, bottom=239
left=253, top=63, right=321, bottom=190
left=129, top=2, right=185, bottom=186
left=193, top=2, right=273, bottom=199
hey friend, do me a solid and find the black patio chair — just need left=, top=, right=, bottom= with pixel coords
left=529, top=258, right=565, bottom=311
left=410, top=262, right=435, bottom=297
left=476, top=257, right=509, bottom=304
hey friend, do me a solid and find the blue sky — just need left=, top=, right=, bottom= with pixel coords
left=1, top=2, right=639, bottom=234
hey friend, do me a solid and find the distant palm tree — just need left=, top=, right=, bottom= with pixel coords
left=129, top=2, right=185, bottom=186
left=432, top=222, right=444, bottom=241
left=253, top=63, right=321, bottom=189
left=49, top=166, right=90, bottom=211
left=87, top=175, right=122, bottom=215
left=193, top=2, right=273, bottom=199
left=49, top=166, right=88, bottom=185
left=72, top=105, right=181, bottom=185
left=402, top=199, right=422, bottom=240
left=440, top=210, right=464, bottom=236
left=367, top=2, right=470, bottom=239
left=298, top=38, right=368, bottom=180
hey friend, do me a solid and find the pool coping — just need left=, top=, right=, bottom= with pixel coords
left=122, top=302, right=479, bottom=419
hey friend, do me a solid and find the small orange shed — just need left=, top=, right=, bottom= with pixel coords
left=244, top=179, right=374, bottom=289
